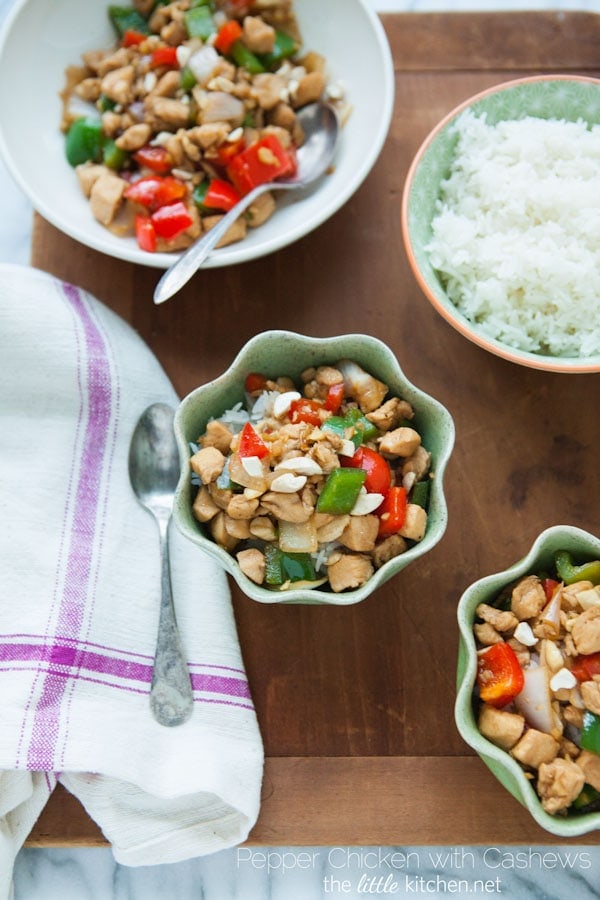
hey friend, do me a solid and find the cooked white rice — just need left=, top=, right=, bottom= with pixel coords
left=426, top=111, right=600, bottom=358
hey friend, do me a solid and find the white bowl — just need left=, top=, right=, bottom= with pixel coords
left=0, top=0, right=394, bottom=268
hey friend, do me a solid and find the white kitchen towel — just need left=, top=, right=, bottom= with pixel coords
left=0, top=264, right=263, bottom=895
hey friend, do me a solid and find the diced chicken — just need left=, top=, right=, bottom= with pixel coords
left=478, top=704, right=525, bottom=751
left=210, top=511, right=239, bottom=550
left=101, top=65, right=135, bottom=106
left=261, top=124, right=293, bottom=149
left=250, top=73, right=287, bottom=110
left=249, top=516, right=277, bottom=542
left=378, top=427, right=421, bottom=458
left=202, top=214, right=248, bottom=248
left=402, top=446, right=431, bottom=481
left=511, top=729, right=560, bottom=769
left=327, top=552, right=374, bottom=593
left=291, top=71, right=326, bottom=108
left=476, top=603, right=519, bottom=634
left=91, top=48, right=131, bottom=78
left=89, top=171, right=126, bottom=226
left=227, top=494, right=260, bottom=520
left=336, top=359, right=388, bottom=413
left=366, top=397, right=413, bottom=431
left=315, top=513, right=349, bottom=543
left=398, top=504, right=427, bottom=542
left=200, top=91, right=245, bottom=125
left=192, top=485, right=220, bottom=523
left=151, top=70, right=182, bottom=98
left=571, top=607, right=600, bottom=655
left=236, top=548, right=266, bottom=585
left=115, top=123, right=152, bottom=151
left=207, top=483, right=233, bottom=510
left=371, top=534, right=408, bottom=568
left=577, top=750, right=600, bottom=792
left=243, top=16, right=276, bottom=53
left=340, top=515, right=379, bottom=552
left=537, top=757, right=585, bottom=814
left=134, top=0, right=155, bottom=15
left=224, top=514, right=251, bottom=540
left=473, top=622, right=504, bottom=647
left=511, top=575, right=547, bottom=622
left=160, top=18, right=187, bottom=46
left=268, top=101, right=297, bottom=132
left=145, top=95, right=190, bottom=129
left=190, top=446, right=226, bottom=484
left=200, top=420, right=234, bottom=454
left=191, top=123, right=231, bottom=151
left=74, top=77, right=102, bottom=102
left=246, top=190, right=276, bottom=227
left=580, top=679, right=600, bottom=715
left=259, top=491, right=312, bottom=523
left=75, top=163, right=106, bottom=198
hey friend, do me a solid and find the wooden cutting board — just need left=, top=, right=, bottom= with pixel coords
left=27, top=11, right=600, bottom=847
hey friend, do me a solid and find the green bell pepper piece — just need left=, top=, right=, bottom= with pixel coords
left=316, top=468, right=367, bottom=515
left=554, top=551, right=600, bottom=585
left=102, top=139, right=128, bottom=170
left=410, top=479, right=430, bottom=508
left=230, top=41, right=265, bottom=75
left=259, top=30, right=299, bottom=69
left=581, top=711, right=600, bottom=754
left=108, top=5, right=150, bottom=37
left=322, top=409, right=378, bottom=449
left=180, top=66, right=197, bottom=92
left=184, top=5, right=215, bottom=39
left=264, top=545, right=316, bottom=585
left=573, top=784, right=600, bottom=811
left=65, top=117, right=104, bottom=167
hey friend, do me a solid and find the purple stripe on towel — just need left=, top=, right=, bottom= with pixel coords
left=26, top=284, right=113, bottom=771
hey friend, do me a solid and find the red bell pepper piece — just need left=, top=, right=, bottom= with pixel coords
left=150, top=201, right=193, bottom=239
left=289, top=398, right=323, bottom=426
left=124, top=175, right=187, bottom=211
left=213, top=137, right=245, bottom=167
left=151, top=45, right=179, bottom=68
left=571, top=652, right=600, bottom=683
left=213, top=19, right=243, bottom=54
left=134, top=214, right=156, bottom=253
left=226, top=135, right=296, bottom=196
left=541, top=578, right=560, bottom=603
left=377, top=486, right=407, bottom=536
left=239, top=422, right=269, bottom=459
left=133, top=145, right=173, bottom=175
left=342, top=446, right=391, bottom=496
left=244, top=372, right=268, bottom=393
left=122, top=29, right=146, bottom=47
left=477, top=642, right=524, bottom=708
left=203, top=178, right=242, bottom=212
left=324, top=382, right=344, bottom=413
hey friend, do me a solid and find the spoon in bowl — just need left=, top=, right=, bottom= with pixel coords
left=128, top=402, right=193, bottom=726
left=153, top=101, right=339, bottom=305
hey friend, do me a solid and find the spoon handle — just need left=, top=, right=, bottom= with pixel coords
left=153, top=181, right=270, bottom=305
left=150, top=517, right=194, bottom=726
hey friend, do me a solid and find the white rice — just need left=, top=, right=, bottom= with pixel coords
left=426, top=111, right=600, bottom=357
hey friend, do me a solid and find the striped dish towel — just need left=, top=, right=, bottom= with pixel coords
left=0, top=264, right=263, bottom=895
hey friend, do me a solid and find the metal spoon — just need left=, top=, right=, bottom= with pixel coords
left=153, top=101, right=340, bottom=305
left=128, top=402, right=193, bottom=726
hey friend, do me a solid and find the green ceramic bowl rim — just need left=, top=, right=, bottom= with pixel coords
left=401, top=74, right=600, bottom=374
left=455, top=524, right=600, bottom=836
left=173, top=330, right=455, bottom=605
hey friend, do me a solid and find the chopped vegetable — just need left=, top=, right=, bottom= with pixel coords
left=377, top=486, right=407, bottom=536
left=133, top=145, right=173, bottom=175
left=572, top=652, right=600, bottom=682
left=477, top=642, right=525, bottom=708
left=554, top=550, right=600, bottom=585
left=342, top=446, right=390, bottom=496
left=150, top=201, right=193, bottom=239
left=238, top=422, right=269, bottom=459
left=581, top=711, right=600, bottom=754
left=184, top=5, right=216, bottom=39
left=289, top=397, right=322, bottom=426
left=214, top=20, right=243, bottom=55
left=259, top=30, right=299, bottom=69
left=316, top=468, right=367, bottom=516
left=193, top=178, right=241, bottom=212
left=65, top=117, right=104, bottom=167
left=264, top=545, right=316, bottom=585
left=124, top=175, right=186, bottom=211
left=227, top=135, right=295, bottom=195
left=108, top=6, right=150, bottom=38
left=151, top=45, right=179, bottom=68
left=134, top=214, right=156, bottom=252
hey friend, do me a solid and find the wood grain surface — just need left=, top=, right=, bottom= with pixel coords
left=27, top=11, right=600, bottom=846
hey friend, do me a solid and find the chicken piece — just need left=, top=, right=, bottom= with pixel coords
left=291, top=71, right=326, bottom=108
left=224, top=514, right=251, bottom=540
left=511, top=729, right=560, bottom=769
left=315, top=513, right=350, bottom=543
left=563, top=703, right=584, bottom=729
left=74, top=77, right=102, bottom=102
left=371, top=534, right=408, bottom=568
left=473, top=622, right=504, bottom=647
left=250, top=73, right=287, bottom=110
left=259, top=490, right=312, bottom=523
left=202, top=214, right=247, bottom=248
left=190, top=446, right=226, bottom=484
left=115, top=123, right=152, bottom=151
left=366, top=397, right=413, bottom=431
left=572, top=607, right=600, bottom=655
left=261, top=124, right=292, bottom=150
left=340, top=515, right=379, bottom=552
left=199, top=420, right=233, bottom=454
left=192, top=485, right=220, bottom=523
left=402, top=446, right=431, bottom=481
left=476, top=603, right=519, bottom=634
left=145, top=95, right=190, bottom=130
left=336, top=359, right=388, bottom=413
left=91, top=48, right=131, bottom=78
left=207, top=483, right=233, bottom=510
left=191, top=123, right=231, bottom=152
left=309, top=441, right=341, bottom=473
left=101, top=65, right=135, bottom=106
left=511, top=575, right=547, bottom=622
left=243, top=16, right=276, bottom=53
left=378, top=426, right=421, bottom=458
left=246, top=191, right=276, bottom=227
left=160, top=18, right=187, bottom=46
left=236, top=548, right=266, bottom=585
left=580, top=679, right=600, bottom=715
left=200, top=91, right=245, bottom=126
left=75, top=163, right=105, bottom=198
left=227, top=494, right=260, bottom=520
left=227, top=452, right=267, bottom=492
left=398, top=504, right=427, bottom=542
left=249, top=516, right=277, bottom=542
left=537, top=757, right=585, bottom=814
left=478, top=704, right=525, bottom=751
left=268, top=101, right=297, bottom=132
left=210, top=511, right=239, bottom=551
left=134, top=0, right=155, bottom=16
left=577, top=750, right=600, bottom=792
left=327, top=552, right=374, bottom=593
left=89, top=171, right=126, bottom=226
left=151, top=70, right=182, bottom=98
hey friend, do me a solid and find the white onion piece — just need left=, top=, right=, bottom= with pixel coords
left=514, top=665, right=554, bottom=734
left=539, top=583, right=563, bottom=639
left=67, top=96, right=100, bottom=120
left=188, top=46, right=220, bottom=85
left=278, top=519, right=318, bottom=553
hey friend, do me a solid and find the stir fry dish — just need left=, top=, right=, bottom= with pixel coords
left=474, top=551, right=600, bottom=816
left=189, top=360, right=433, bottom=593
left=61, top=1, right=343, bottom=253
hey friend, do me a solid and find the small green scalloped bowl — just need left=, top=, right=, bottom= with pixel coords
left=172, top=330, right=454, bottom=605
left=401, top=75, right=600, bottom=373
left=455, top=525, right=600, bottom=836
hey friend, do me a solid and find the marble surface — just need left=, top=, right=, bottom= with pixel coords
left=1, top=0, right=600, bottom=897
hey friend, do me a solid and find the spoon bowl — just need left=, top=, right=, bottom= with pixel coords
left=128, top=402, right=193, bottom=726
left=153, top=102, right=340, bottom=304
